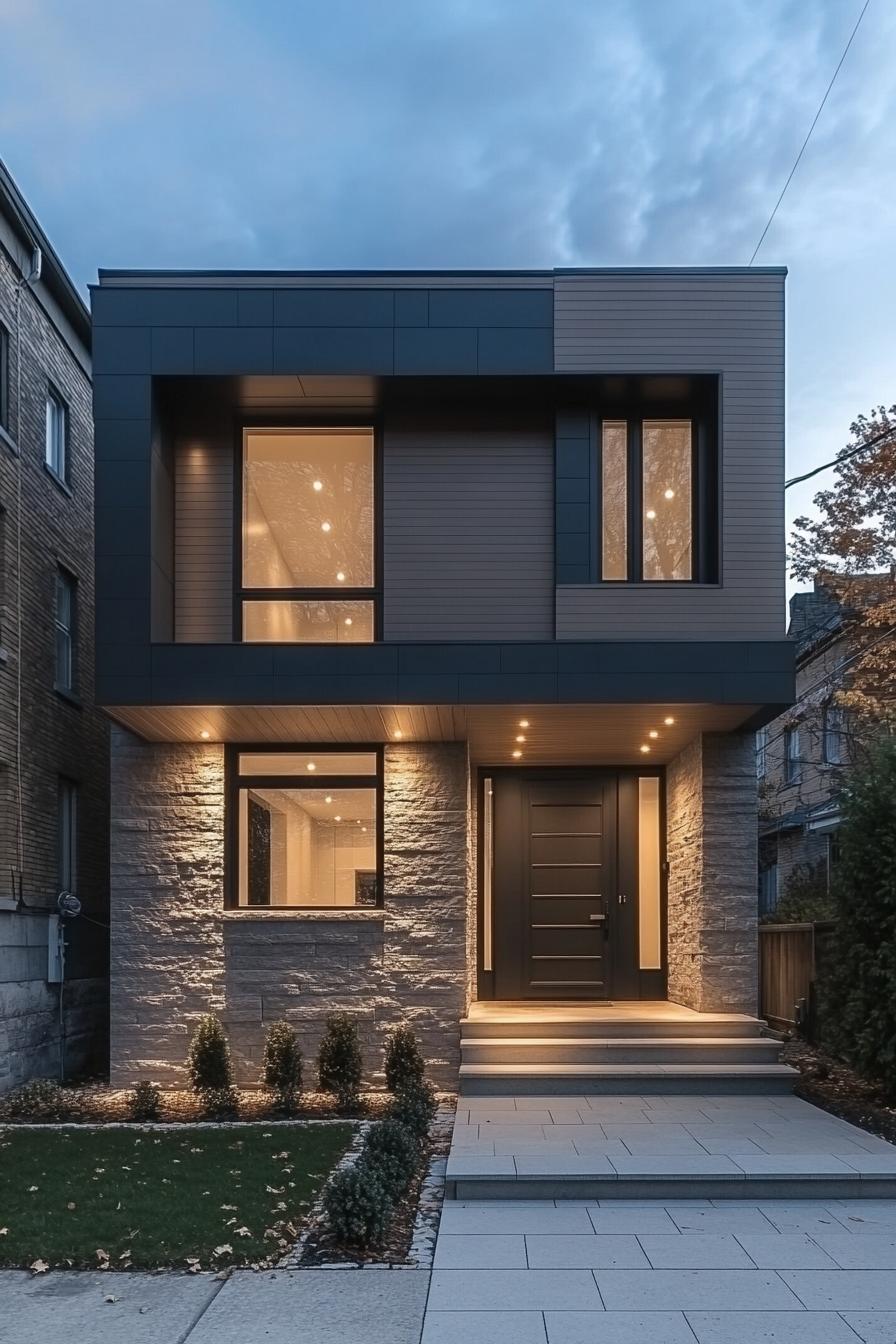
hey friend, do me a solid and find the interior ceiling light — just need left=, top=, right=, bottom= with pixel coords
left=393, top=730, right=403, bottom=739
left=512, top=749, right=522, bottom=759
left=344, top=617, right=353, bottom=626
left=306, top=762, right=316, bottom=771
left=336, top=571, right=346, bottom=582
left=199, top=730, right=210, bottom=740
left=325, top=795, right=333, bottom=803
left=313, top=480, right=323, bottom=492
left=648, top=730, right=659, bottom=739
left=640, top=744, right=651, bottom=754
left=519, top=719, right=530, bottom=728
left=664, top=488, right=675, bottom=500
left=645, top=509, right=656, bottom=520
left=321, top=521, right=332, bottom=532
left=664, top=716, right=675, bottom=726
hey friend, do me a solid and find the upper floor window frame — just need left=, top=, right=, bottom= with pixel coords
left=823, top=703, right=847, bottom=765
left=0, top=322, right=9, bottom=433
left=234, top=419, right=383, bottom=643
left=784, top=726, right=802, bottom=784
left=46, top=384, right=70, bottom=487
left=756, top=726, right=768, bottom=779
left=594, top=394, right=719, bottom=585
left=54, top=565, right=78, bottom=696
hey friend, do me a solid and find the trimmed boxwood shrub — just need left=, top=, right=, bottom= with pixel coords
left=317, top=1013, right=362, bottom=1108
left=388, top=1078, right=437, bottom=1141
left=362, top=1118, right=419, bottom=1197
left=187, top=1014, right=238, bottom=1115
left=324, top=1162, right=392, bottom=1248
left=129, top=1079, right=162, bottom=1122
left=384, top=1025, right=425, bottom=1095
left=263, top=1020, right=303, bottom=1112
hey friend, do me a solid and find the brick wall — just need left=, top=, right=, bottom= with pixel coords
left=109, top=729, right=470, bottom=1089
left=666, top=732, right=758, bottom=1014
left=0, top=240, right=109, bottom=1090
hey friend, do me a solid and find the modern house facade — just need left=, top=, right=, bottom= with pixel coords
left=0, top=160, right=108, bottom=1089
left=91, top=267, right=793, bottom=1089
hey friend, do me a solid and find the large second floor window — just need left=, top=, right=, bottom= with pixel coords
left=240, top=427, right=376, bottom=642
left=599, top=415, right=715, bottom=583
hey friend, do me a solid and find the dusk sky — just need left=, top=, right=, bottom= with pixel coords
left=1, top=0, right=892, bottom=562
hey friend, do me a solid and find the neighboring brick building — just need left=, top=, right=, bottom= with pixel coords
left=0, top=159, right=108, bottom=1089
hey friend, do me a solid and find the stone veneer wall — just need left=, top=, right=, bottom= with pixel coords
left=666, top=732, right=758, bottom=1014
left=109, top=728, right=470, bottom=1089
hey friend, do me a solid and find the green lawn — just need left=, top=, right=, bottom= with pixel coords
left=0, top=1123, right=353, bottom=1270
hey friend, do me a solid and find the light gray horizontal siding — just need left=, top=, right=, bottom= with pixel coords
left=554, top=272, right=786, bottom=640
left=174, top=436, right=233, bottom=642
left=383, top=423, right=554, bottom=640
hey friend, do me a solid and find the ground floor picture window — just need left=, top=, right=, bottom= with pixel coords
left=229, top=749, right=381, bottom=908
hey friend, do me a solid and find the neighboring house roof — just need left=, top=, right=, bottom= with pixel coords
left=0, top=156, right=90, bottom=350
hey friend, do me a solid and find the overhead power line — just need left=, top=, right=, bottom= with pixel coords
left=786, top=422, right=895, bottom=489
left=749, top=0, right=871, bottom=265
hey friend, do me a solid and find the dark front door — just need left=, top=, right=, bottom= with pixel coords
left=493, top=774, right=618, bottom=999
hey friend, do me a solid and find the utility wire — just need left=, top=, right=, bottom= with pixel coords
left=786, top=422, right=895, bottom=489
left=749, top=0, right=871, bottom=265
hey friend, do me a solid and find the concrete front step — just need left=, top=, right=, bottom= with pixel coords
left=461, top=1013, right=766, bottom=1040
left=448, top=1168, right=896, bottom=1201
left=461, top=1036, right=783, bottom=1066
left=459, top=1062, right=798, bottom=1096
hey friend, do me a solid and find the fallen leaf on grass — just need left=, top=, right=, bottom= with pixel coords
left=96, top=1249, right=110, bottom=1266
left=234, top=1226, right=251, bottom=1238
left=27, top=1185, right=38, bottom=1193
left=212, top=1245, right=232, bottom=1258
left=265, top=1185, right=284, bottom=1194
left=103, top=1295, right=119, bottom=1305
left=221, top=1203, right=237, bottom=1211
left=185, top=1257, right=201, bottom=1274
left=30, top=1260, right=49, bottom=1275
left=66, top=1202, right=76, bottom=1211
left=0, top=1228, right=8, bottom=1236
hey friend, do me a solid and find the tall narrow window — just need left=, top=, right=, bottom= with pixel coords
left=46, top=388, right=68, bottom=483
left=637, top=776, right=661, bottom=970
left=482, top=777, right=494, bottom=972
left=54, top=568, right=76, bottom=693
left=58, top=778, right=78, bottom=894
left=756, top=726, right=768, bottom=779
left=823, top=704, right=846, bottom=764
left=231, top=750, right=381, bottom=908
left=642, top=419, right=692, bottom=581
left=0, top=323, right=9, bottom=431
left=241, top=427, right=375, bottom=642
left=784, top=727, right=801, bottom=783
left=601, top=421, right=628, bottom=580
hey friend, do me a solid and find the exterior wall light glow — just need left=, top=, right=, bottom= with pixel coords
left=664, top=716, right=675, bottom=725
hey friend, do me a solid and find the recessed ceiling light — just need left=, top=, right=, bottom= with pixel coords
left=307, top=762, right=316, bottom=771
left=344, top=617, right=353, bottom=626
left=664, top=488, right=675, bottom=500
left=313, top=480, right=323, bottom=492
left=325, top=795, right=332, bottom=803
left=199, top=730, right=210, bottom=740
left=515, top=735, right=526, bottom=743
left=664, top=716, right=675, bottom=726
left=512, top=749, right=522, bottom=759
left=645, top=509, right=656, bottom=520
left=640, top=744, right=650, bottom=754
left=336, top=571, right=346, bottom=582
left=648, top=730, right=658, bottom=739
left=321, top=521, right=331, bottom=532
left=519, top=719, right=530, bottom=728
left=393, top=730, right=403, bottom=739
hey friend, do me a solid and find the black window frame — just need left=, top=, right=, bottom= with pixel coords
left=234, top=419, right=383, bottom=643
left=594, top=391, right=719, bottom=585
left=54, top=565, right=77, bottom=695
left=0, top=322, right=9, bottom=432
left=224, top=743, right=385, bottom=910
left=45, top=383, right=70, bottom=486
left=57, top=776, right=78, bottom=895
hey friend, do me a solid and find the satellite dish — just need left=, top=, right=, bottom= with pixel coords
left=57, top=892, right=81, bottom=919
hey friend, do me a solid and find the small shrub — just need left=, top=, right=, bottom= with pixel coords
left=129, top=1079, right=162, bottom=1122
left=384, top=1025, right=425, bottom=1095
left=3, top=1078, right=68, bottom=1121
left=362, top=1118, right=418, bottom=1196
left=263, top=1020, right=303, bottom=1112
left=317, top=1013, right=362, bottom=1108
left=187, top=1015, right=238, bottom=1116
left=324, top=1162, right=392, bottom=1248
left=388, top=1078, right=437, bottom=1141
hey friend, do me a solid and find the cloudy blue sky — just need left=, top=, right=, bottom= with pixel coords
left=1, top=0, right=893, bottom=549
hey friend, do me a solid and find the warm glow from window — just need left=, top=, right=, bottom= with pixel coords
left=642, top=420, right=692, bottom=581
left=601, top=421, right=628, bottom=580
left=243, top=600, right=374, bottom=643
left=638, top=776, right=661, bottom=969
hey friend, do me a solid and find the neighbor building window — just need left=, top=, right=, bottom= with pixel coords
left=756, top=726, right=768, bottom=779
left=0, top=323, right=9, bottom=431
left=784, top=727, right=801, bottom=783
left=599, top=417, right=706, bottom=582
left=823, top=704, right=846, bottom=764
left=229, top=749, right=381, bottom=908
left=54, top=568, right=76, bottom=693
left=58, top=777, right=78, bottom=894
left=46, top=387, right=69, bottom=483
left=240, top=427, right=376, bottom=641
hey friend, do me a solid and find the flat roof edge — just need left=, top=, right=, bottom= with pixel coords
left=94, top=264, right=787, bottom=288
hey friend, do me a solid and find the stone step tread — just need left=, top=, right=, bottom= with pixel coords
left=459, top=1062, right=797, bottom=1077
left=461, top=1036, right=779, bottom=1048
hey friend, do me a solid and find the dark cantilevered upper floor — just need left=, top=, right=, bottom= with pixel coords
left=90, top=266, right=792, bottom=720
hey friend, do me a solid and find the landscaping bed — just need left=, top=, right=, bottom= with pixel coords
left=0, top=1122, right=354, bottom=1272
left=784, top=1037, right=896, bottom=1145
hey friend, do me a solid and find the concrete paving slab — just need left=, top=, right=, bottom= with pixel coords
left=840, top=1312, right=896, bottom=1343
left=525, top=1233, right=649, bottom=1269
left=684, top=1311, right=861, bottom=1343
left=637, top=1234, right=754, bottom=1268
left=611, top=1155, right=744, bottom=1180
left=811, top=1234, right=896, bottom=1268
left=423, top=1310, right=547, bottom=1343
left=514, top=1154, right=616, bottom=1179
left=544, top=1310, right=696, bottom=1343
left=668, top=1207, right=776, bottom=1234
left=781, top=1269, right=896, bottom=1310
left=428, top=1268, right=602, bottom=1312
left=440, top=1203, right=595, bottom=1234
left=595, top=1268, right=803, bottom=1311
left=433, top=1234, right=527, bottom=1268
left=588, top=1206, right=679, bottom=1233
left=755, top=1203, right=852, bottom=1234
left=0, top=1270, right=220, bottom=1344
left=733, top=1232, right=838, bottom=1267
left=186, top=1269, right=430, bottom=1344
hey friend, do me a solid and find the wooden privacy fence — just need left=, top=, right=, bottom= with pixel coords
left=759, top=921, right=837, bottom=1035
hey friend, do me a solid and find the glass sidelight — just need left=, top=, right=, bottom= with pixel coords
left=637, top=776, right=661, bottom=970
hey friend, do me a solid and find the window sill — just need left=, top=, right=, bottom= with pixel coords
left=223, top=908, right=384, bottom=921
left=55, top=686, right=83, bottom=709
left=44, top=462, right=73, bottom=497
